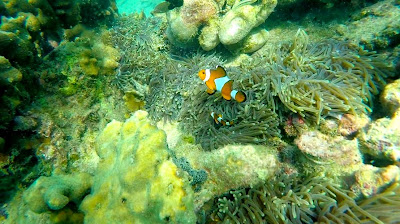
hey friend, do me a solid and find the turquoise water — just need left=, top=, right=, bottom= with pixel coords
left=116, top=0, right=164, bottom=15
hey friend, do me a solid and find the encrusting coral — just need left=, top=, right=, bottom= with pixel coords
left=380, top=78, right=400, bottom=116
left=23, top=173, right=92, bottom=213
left=357, top=115, right=400, bottom=163
left=294, top=130, right=363, bottom=176
left=79, top=110, right=196, bottom=223
left=351, top=165, right=400, bottom=198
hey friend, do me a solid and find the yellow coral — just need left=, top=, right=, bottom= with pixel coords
left=80, top=111, right=195, bottom=223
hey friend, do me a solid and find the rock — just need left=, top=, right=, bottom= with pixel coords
left=380, top=79, right=400, bottom=116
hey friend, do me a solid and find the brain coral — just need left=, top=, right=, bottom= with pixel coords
left=79, top=110, right=196, bottom=224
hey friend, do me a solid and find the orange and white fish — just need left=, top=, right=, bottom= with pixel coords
left=210, top=112, right=233, bottom=126
left=198, top=66, right=246, bottom=103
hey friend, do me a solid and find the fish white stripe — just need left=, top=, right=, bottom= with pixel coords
left=230, top=90, right=238, bottom=100
left=204, top=69, right=211, bottom=82
left=214, top=76, right=230, bottom=92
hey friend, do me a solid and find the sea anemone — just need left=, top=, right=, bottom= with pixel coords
left=204, top=175, right=400, bottom=224
left=237, top=29, right=394, bottom=124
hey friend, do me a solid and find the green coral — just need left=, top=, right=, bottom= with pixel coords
left=23, top=173, right=92, bottom=213
left=42, top=26, right=120, bottom=96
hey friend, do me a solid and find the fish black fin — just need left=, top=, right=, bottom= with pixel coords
left=216, top=66, right=227, bottom=75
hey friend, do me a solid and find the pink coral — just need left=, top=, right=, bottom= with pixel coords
left=338, top=113, right=369, bottom=136
left=180, top=0, right=218, bottom=26
left=295, top=130, right=362, bottom=166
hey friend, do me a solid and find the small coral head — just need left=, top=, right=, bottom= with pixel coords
left=181, top=0, right=217, bottom=25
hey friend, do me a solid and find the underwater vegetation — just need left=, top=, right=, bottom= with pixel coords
left=204, top=174, right=400, bottom=224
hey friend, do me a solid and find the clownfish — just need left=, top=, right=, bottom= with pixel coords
left=198, top=66, right=246, bottom=103
left=210, top=112, right=233, bottom=126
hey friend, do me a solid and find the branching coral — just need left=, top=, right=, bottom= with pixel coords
left=205, top=175, right=400, bottom=224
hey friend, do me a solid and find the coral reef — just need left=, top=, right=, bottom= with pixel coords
left=194, top=144, right=280, bottom=209
left=23, top=173, right=92, bottom=213
left=114, top=19, right=393, bottom=150
left=0, top=0, right=120, bottom=203
left=2, top=1, right=400, bottom=223
left=0, top=0, right=118, bottom=65
left=295, top=130, right=363, bottom=176
left=166, top=0, right=277, bottom=53
left=380, top=78, right=400, bottom=116
left=156, top=121, right=281, bottom=210
left=335, top=0, right=400, bottom=50
left=0, top=56, right=25, bottom=130
left=358, top=114, right=400, bottom=163
left=351, top=165, right=400, bottom=198
left=80, top=110, right=196, bottom=223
